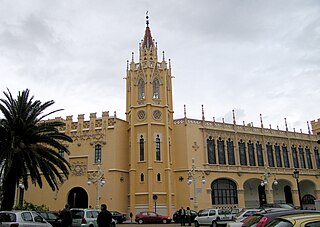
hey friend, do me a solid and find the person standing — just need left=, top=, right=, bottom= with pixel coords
left=179, top=206, right=186, bottom=226
left=97, top=204, right=112, bottom=227
left=186, top=207, right=191, bottom=226
left=59, top=204, right=72, bottom=227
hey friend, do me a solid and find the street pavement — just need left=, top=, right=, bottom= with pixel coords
left=117, top=224, right=190, bottom=227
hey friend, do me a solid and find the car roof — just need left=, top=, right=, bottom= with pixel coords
left=254, top=209, right=320, bottom=218
left=279, top=213, right=320, bottom=221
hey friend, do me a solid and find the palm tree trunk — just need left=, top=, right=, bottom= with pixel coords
left=0, top=169, right=17, bottom=210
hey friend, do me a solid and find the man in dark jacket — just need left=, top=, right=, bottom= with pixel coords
left=59, top=204, right=72, bottom=227
left=97, top=204, right=112, bottom=227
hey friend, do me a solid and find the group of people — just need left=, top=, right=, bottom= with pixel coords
left=58, top=203, right=113, bottom=227
left=178, top=206, right=192, bottom=226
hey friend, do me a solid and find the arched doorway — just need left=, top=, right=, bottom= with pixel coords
left=302, top=194, right=316, bottom=210
left=211, top=178, right=238, bottom=206
left=284, top=185, right=293, bottom=205
left=68, top=187, right=88, bottom=208
left=258, top=185, right=266, bottom=207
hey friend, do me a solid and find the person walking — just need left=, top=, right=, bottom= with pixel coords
left=59, top=204, right=72, bottom=227
left=179, top=206, right=186, bottom=226
left=97, top=204, right=112, bottom=227
left=186, top=207, right=191, bottom=226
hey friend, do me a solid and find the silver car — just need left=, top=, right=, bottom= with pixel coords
left=0, top=210, right=53, bottom=227
left=71, top=208, right=116, bottom=227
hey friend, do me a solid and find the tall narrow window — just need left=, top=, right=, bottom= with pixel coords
left=157, top=173, right=161, bottom=182
left=239, top=140, right=247, bottom=166
left=275, top=144, right=282, bottom=167
left=227, top=139, right=235, bottom=165
left=152, top=78, right=160, bottom=99
left=256, top=142, right=264, bottom=166
left=282, top=145, right=290, bottom=168
left=218, top=138, right=226, bottom=164
left=140, top=135, right=145, bottom=161
left=306, top=147, right=313, bottom=169
left=315, top=148, right=320, bottom=169
left=95, top=144, right=102, bottom=163
left=248, top=141, right=256, bottom=166
left=156, top=135, right=161, bottom=161
left=140, top=173, right=144, bottom=182
left=266, top=143, right=274, bottom=167
left=292, top=146, right=299, bottom=168
left=299, top=146, right=306, bottom=169
left=138, top=78, right=145, bottom=100
left=207, top=137, right=216, bottom=164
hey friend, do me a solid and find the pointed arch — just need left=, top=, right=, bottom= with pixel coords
left=152, top=78, right=160, bottom=99
left=138, top=78, right=145, bottom=100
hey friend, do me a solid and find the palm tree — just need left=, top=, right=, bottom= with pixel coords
left=0, top=88, right=72, bottom=210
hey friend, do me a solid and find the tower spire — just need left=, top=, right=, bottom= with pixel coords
left=142, top=11, right=154, bottom=48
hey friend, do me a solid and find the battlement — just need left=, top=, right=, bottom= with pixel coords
left=311, top=118, right=320, bottom=135
left=53, top=111, right=119, bottom=133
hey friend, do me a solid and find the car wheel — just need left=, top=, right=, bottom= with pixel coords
left=138, top=219, right=144, bottom=224
left=162, top=219, right=167, bottom=224
left=211, top=221, right=217, bottom=227
left=195, top=221, right=200, bottom=227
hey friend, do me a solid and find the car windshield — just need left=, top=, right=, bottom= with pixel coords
left=242, top=215, right=263, bottom=226
left=71, top=210, right=84, bottom=219
left=266, top=219, right=293, bottom=227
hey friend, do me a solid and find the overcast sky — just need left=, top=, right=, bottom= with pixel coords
left=1, top=0, right=319, bottom=133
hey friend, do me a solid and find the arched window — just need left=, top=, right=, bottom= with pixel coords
left=227, top=138, right=235, bottom=165
left=211, top=179, right=238, bottom=205
left=140, top=135, right=145, bottom=161
left=266, top=142, right=274, bottom=167
left=282, top=144, right=290, bottom=168
left=275, top=143, right=282, bottom=167
left=306, top=147, right=313, bottom=169
left=217, top=138, right=225, bottom=164
left=239, top=139, right=247, bottom=166
left=207, top=137, right=216, bottom=164
left=153, top=78, right=160, bottom=99
left=157, top=173, right=161, bottom=182
left=292, top=145, right=299, bottom=168
left=315, top=147, right=320, bottom=169
left=138, top=78, right=145, bottom=100
left=256, top=142, right=264, bottom=166
left=140, top=173, right=144, bottom=182
left=156, top=135, right=161, bottom=161
left=95, top=144, right=102, bottom=163
left=299, top=146, right=306, bottom=169
left=248, top=141, right=255, bottom=166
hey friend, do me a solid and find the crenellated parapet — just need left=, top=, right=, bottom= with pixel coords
left=52, top=111, right=120, bottom=143
left=311, top=119, right=320, bottom=135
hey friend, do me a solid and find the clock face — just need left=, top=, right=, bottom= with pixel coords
left=153, top=110, right=162, bottom=120
left=137, top=110, right=146, bottom=121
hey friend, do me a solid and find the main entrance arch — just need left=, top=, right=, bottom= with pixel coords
left=68, top=187, right=88, bottom=208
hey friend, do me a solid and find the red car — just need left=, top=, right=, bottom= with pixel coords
left=135, top=211, right=172, bottom=224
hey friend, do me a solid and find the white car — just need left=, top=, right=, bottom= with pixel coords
left=194, top=208, right=235, bottom=227
left=227, top=209, right=261, bottom=227
left=71, top=208, right=116, bottom=227
left=0, top=210, right=53, bottom=227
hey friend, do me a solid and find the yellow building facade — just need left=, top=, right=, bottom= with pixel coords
left=23, top=20, right=320, bottom=217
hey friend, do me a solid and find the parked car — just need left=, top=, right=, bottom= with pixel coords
left=227, top=208, right=262, bottom=227
left=266, top=213, right=320, bottom=226
left=110, top=211, right=126, bottom=224
left=173, top=209, right=198, bottom=223
left=0, top=210, right=53, bottom=227
left=135, top=211, right=171, bottom=224
left=241, top=209, right=320, bottom=227
left=194, top=208, right=235, bottom=227
left=260, top=203, right=294, bottom=210
left=38, top=211, right=61, bottom=227
left=71, top=208, right=116, bottom=227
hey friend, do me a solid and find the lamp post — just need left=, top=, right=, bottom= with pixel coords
left=88, top=162, right=105, bottom=209
left=187, top=158, right=206, bottom=210
left=293, top=169, right=302, bottom=210
left=260, top=169, right=278, bottom=204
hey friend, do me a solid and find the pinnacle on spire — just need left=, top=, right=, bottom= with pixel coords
left=142, top=11, right=154, bottom=48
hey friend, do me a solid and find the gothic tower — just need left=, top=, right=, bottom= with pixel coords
left=125, top=15, right=174, bottom=215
